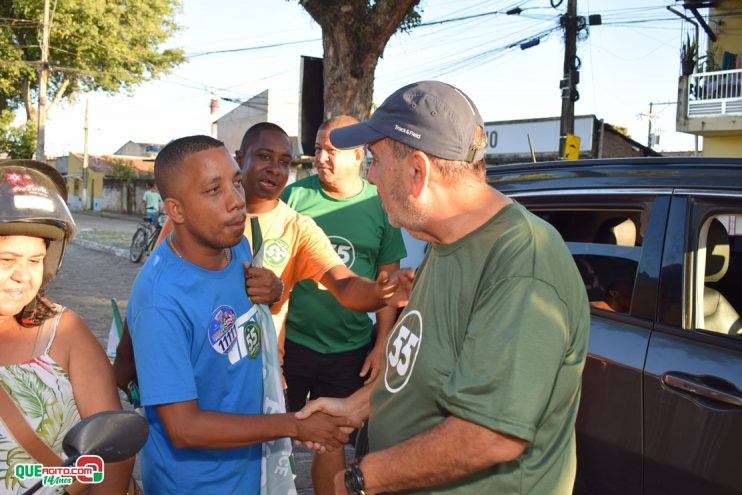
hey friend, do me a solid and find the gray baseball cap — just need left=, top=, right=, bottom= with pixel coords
left=329, top=81, right=485, bottom=163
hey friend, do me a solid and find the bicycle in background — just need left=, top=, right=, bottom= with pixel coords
left=129, top=213, right=167, bottom=263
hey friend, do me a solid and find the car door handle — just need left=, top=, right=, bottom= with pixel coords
left=662, top=372, right=742, bottom=408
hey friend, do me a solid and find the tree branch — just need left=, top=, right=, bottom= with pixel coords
left=47, top=78, right=70, bottom=115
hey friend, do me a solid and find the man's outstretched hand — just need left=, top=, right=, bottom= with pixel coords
left=294, top=410, right=361, bottom=453
left=294, top=387, right=371, bottom=444
left=375, top=268, right=415, bottom=308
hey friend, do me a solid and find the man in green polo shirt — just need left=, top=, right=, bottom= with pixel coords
left=296, top=81, right=590, bottom=495
left=281, top=115, right=407, bottom=494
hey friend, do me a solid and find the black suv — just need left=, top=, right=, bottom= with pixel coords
left=487, top=157, right=742, bottom=495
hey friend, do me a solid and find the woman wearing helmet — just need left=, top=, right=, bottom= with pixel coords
left=0, top=160, right=134, bottom=494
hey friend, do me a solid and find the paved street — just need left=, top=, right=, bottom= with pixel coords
left=46, top=243, right=141, bottom=345
left=44, top=212, right=330, bottom=493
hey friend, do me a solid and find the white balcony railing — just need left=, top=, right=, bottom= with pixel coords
left=688, top=68, right=742, bottom=117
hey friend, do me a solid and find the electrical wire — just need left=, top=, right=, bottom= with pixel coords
left=2, top=2, right=717, bottom=116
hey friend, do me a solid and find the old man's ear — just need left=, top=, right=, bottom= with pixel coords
left=409, top=150, right=433, bottom=198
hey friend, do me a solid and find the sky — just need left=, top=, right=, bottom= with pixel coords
left=40, top=0, right=700, bottom=157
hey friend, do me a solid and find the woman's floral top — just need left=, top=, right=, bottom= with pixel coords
left=0, top=308, right=80, bottom=494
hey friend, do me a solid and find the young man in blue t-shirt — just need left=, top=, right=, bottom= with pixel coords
left=127, top=135, right=356, bottom=494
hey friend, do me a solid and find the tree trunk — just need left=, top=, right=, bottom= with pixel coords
left=301, top=0, right=420, bottom=120
left=321, top=29, right=377, bottom=120
left=22, top=78, right=35, bottom=122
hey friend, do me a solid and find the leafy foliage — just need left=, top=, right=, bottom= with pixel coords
left=702, top=43, right=721, bottom=72
left=0, top=0, right=185, bottom=121
left=296, top=0, right=421, bottom=118
left=0, top=109, right=36, bottom=158
left=109, top=158, right=145, bottom=180
left=680, top=34, right=697, bottom=63
left=299, top=0, right=421, bottom=45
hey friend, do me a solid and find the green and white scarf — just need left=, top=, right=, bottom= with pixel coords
left=252, top=218, right=297, bottom=495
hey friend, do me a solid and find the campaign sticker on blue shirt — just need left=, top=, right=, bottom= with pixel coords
left=243, top=320, right=262, bottom=359
left=208, top=305, right=238, bottom=354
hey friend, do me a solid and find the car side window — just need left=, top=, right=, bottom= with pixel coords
left=533, top=209, right=646, bottom=314
left=694, top=213, right=742, bottom=336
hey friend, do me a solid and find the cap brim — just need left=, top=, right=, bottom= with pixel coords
left=329, top=122, right=386, bottom=150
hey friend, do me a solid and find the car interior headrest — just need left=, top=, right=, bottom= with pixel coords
left=595, top=217, right=636, bottom=246
left=705, top=218, right=730, bottom=283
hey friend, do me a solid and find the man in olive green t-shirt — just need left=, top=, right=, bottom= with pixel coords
left=281, top=115, right=407, bottom=495
left=296, top=82, right=590, bottom=495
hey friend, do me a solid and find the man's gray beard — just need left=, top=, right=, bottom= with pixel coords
left=389, top=195, right=428, bottom=232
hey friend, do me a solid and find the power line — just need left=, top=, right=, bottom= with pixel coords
left=176, top=3, right=687, bottom=102
left=186, top=38, right=319, bottom=58
left=0, top=16, right=38, bottom=24
left=183, top=3, right=541, bottom=60
left=3, top=2, right=703, bottom=116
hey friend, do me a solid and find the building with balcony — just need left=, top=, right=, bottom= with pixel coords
left=676, top=0, right=742, bottom=156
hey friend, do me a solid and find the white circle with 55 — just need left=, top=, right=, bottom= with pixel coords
left=328, top=235, right=355, bottom=268
left=263, top=239, right=290, bottom=269
left=243, top=320, right=262, bottom=359
left=384, top=310, right=423, bottom=394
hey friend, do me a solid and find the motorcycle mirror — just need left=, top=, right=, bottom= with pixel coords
left=63, top=410, right=149, bottom=462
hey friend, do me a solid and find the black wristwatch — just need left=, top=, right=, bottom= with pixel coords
left=344, top=459, right=366, bottom=495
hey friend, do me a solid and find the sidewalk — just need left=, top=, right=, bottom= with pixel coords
left=71, top=210, right=142, bottom=259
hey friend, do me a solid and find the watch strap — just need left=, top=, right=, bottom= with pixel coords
left=344, top=459, right=366, bottom=495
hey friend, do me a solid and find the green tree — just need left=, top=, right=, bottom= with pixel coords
left=296, top=0, right=421, bottom=119
left=108, top=158, right=144, bottom=180
left=0, top=0, right=185, bottom=154
left=0, top=110, right=36, bottom=158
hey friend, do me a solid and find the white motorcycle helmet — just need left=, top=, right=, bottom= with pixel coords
left=0, top=159, right=78, bottom=286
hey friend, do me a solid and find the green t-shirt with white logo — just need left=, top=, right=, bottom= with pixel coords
left=281, top=175, right=407, bottom=353
left=370, top=202, right=590, bottom=494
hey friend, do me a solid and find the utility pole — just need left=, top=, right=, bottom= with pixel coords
left=35, top=0, right=51, bottom=161
left=558, top=0, right=578, bottom=159
left=644, top=101, right=676, bottom=149
left=82, top=98, right=89, bottom=210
